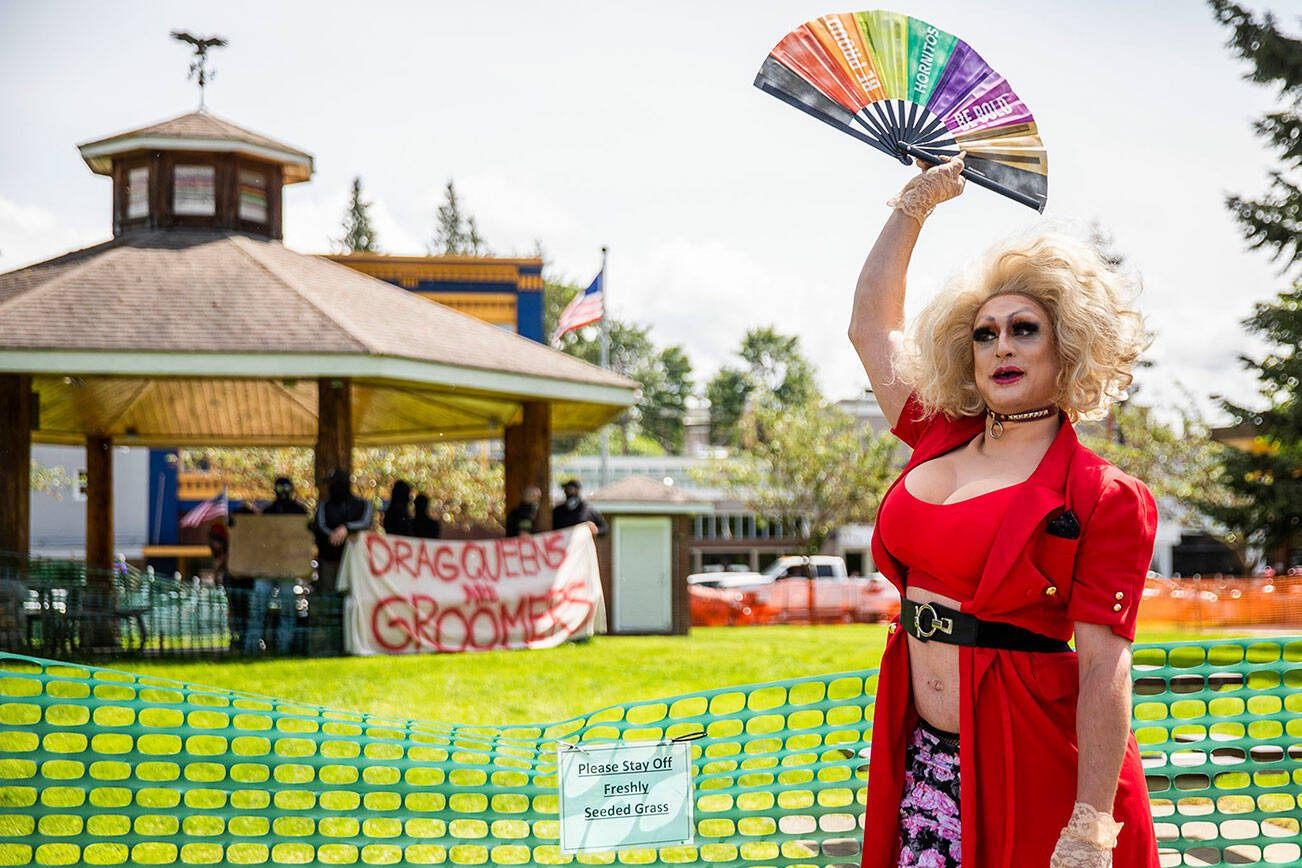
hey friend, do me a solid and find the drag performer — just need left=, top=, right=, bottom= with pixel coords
left=849, top=154, right=1160, bottom=867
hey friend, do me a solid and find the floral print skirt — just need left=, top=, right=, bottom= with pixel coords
left=896, top=719, right=962, bottom=867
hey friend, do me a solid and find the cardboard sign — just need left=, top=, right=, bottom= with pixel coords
left=227, top=514, right=313, bottom=579
left=557, top=740, right=695, bottom=853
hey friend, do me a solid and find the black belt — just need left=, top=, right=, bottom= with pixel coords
left=900, top=599, right=1071, bottom=652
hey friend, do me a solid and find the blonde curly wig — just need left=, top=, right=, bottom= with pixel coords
left=897, top=230, right=1148, bottom=422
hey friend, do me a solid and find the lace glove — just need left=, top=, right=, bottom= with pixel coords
left=885, top=151, right=966, bottom=225
left=1048, top=802, right=1124, bottom=868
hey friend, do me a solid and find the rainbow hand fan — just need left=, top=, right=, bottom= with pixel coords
left=756, top=11, right=1048, bottom=211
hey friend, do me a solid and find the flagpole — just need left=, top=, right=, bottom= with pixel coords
left=598, top=246, right=611, bottom=488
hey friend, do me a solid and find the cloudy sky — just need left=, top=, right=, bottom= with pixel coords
left=2, top=0, right=1297, bottom=421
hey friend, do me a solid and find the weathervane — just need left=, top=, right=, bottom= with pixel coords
left=170, top=30, right=227, bottom=111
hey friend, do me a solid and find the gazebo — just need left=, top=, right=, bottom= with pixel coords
left=0, top=109, right=637, bottom=582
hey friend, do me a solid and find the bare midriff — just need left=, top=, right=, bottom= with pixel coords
left=876, top=433, right=1056, bottom=735
left=905, top=585, right=963, bottom=732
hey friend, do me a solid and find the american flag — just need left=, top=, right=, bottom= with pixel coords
left=180, top=489, right=228, bottom=528
left=551, top=272, right=603, bottom=344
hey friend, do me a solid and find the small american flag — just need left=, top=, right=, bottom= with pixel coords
left=551, top=272, right=603, bottom=344
left=180, top=489, right=228, bottom=528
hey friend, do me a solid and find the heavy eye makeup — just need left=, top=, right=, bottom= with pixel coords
left=971, top=319, right=1042, bottom=343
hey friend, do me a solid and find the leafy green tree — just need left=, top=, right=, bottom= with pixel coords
left=739, top=326, right=817, bottom=408
left=639, top=346, right=694, bottom=453
left=706, top=327, right=819, bottom=446
left=701, top=398, right=898, bottom=559
left=1202, top=1, right=1301, bottom=565
left=560, top=318, right=659, bottom=454
left=706, top=367, right=750, bottom=447
left=179, top=444, right=504, bottom=531
left=562, top=318, right=654, bottom=377
left=334, top=176, right=381, bottom=253
left=1080, top=399, right=1234, bottom=531
left=548, top=279, right=694, bottom=454
left=428, top=180, right=489, bottom=256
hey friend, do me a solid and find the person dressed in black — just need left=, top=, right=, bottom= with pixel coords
left=411, top=493, right=442, bottom=539
left=265, top=476, right=308, bottom=516
left=505, top=485, right=542, bottom=536
left=243, top=476, right=309, bottom=655
left=551, top=479, right=608, bottom=536
left=383, top=480, right=413, bottom=537
left=311, top=469, right=373, bottom=594
left=209, top=522, right=249, bottom=650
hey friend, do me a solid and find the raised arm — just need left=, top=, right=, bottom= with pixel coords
left=847, top=154, right=966, bottom=427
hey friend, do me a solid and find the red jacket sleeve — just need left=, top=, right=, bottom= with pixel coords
left=889, top=392, right=934, bottom=448
left=1067, top=476, right=1158, bottom=641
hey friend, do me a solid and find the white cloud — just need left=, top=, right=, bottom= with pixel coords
left=454, top=173, right=579, bottom=258
left=0, top=196, right=102, bottom=270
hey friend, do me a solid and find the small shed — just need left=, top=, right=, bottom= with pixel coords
left=588, top=476, right=712, bottom=636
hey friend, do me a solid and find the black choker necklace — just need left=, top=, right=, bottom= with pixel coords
left=986, top=405, right=1057, bottom=439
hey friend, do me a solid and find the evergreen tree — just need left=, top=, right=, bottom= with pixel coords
left=334, top=177, right=381, bottom=254
left=1203, top=1, right=1301, bottom=566
left=429, top=180, right=489, bottom=255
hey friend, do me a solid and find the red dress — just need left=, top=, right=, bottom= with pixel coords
left=860, top=394, right=1161, bottom=868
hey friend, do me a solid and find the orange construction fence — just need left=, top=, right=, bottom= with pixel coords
left=1139, top=574, right=1302, bottom=629
left=690, top=576, right=1302, bottom=630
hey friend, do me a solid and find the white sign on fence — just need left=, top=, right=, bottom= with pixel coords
left=556, top=740, right=695, bottom=853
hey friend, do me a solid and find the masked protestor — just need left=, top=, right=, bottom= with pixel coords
left=505, top=484, right=542, bottom=537
left=382, top=480, right=413, bottom=537
left=241, top=476, right=308, bottom=655
left=264, top=476, right=308, bottom=516
left=311, top=469, right=373, bottom=594
left=411, top=493, right=442, bottom=539
left=551, top=479, right=607, bottom=537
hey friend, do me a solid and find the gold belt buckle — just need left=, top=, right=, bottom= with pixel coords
left=915, top=602, right=954, bottom=640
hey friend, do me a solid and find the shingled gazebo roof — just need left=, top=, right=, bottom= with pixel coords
left=78, top=111, right=314, bottom=182
left=0, top=229, right=637, bottom=446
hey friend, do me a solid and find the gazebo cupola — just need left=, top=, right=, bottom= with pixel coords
left=77, top=111, right=313, bottom=240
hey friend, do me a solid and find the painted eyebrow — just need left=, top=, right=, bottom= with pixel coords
left=975, top=308, right=1037, bottom=324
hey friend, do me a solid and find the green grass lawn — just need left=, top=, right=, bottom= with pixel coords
left=117, top=624, right=1237, bottom=726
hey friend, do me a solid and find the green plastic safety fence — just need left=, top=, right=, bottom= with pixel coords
left=0, top=637, right=1297, bottom=866
left=1132, top=638, right=1300, bottom=867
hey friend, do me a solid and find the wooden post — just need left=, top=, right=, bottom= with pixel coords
left=315, top=378, right=353, bottom=500
left=84, top=434, right=118, bottom=650
left=503, top=401, right=552, bottom=532
left=0, top=375, right=32, bottom=560
left=85, top=436, right=114, bottom=575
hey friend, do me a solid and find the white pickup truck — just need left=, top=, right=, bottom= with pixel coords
left=687, top=555, right=848, bottom=589
left=688, top=555, right=901, bottom=624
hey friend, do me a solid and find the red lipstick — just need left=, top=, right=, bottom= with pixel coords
left=992, top=366, right=1024, bottom=384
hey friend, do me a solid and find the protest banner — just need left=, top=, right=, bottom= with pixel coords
left=339, top=525, right=603, bottom=654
